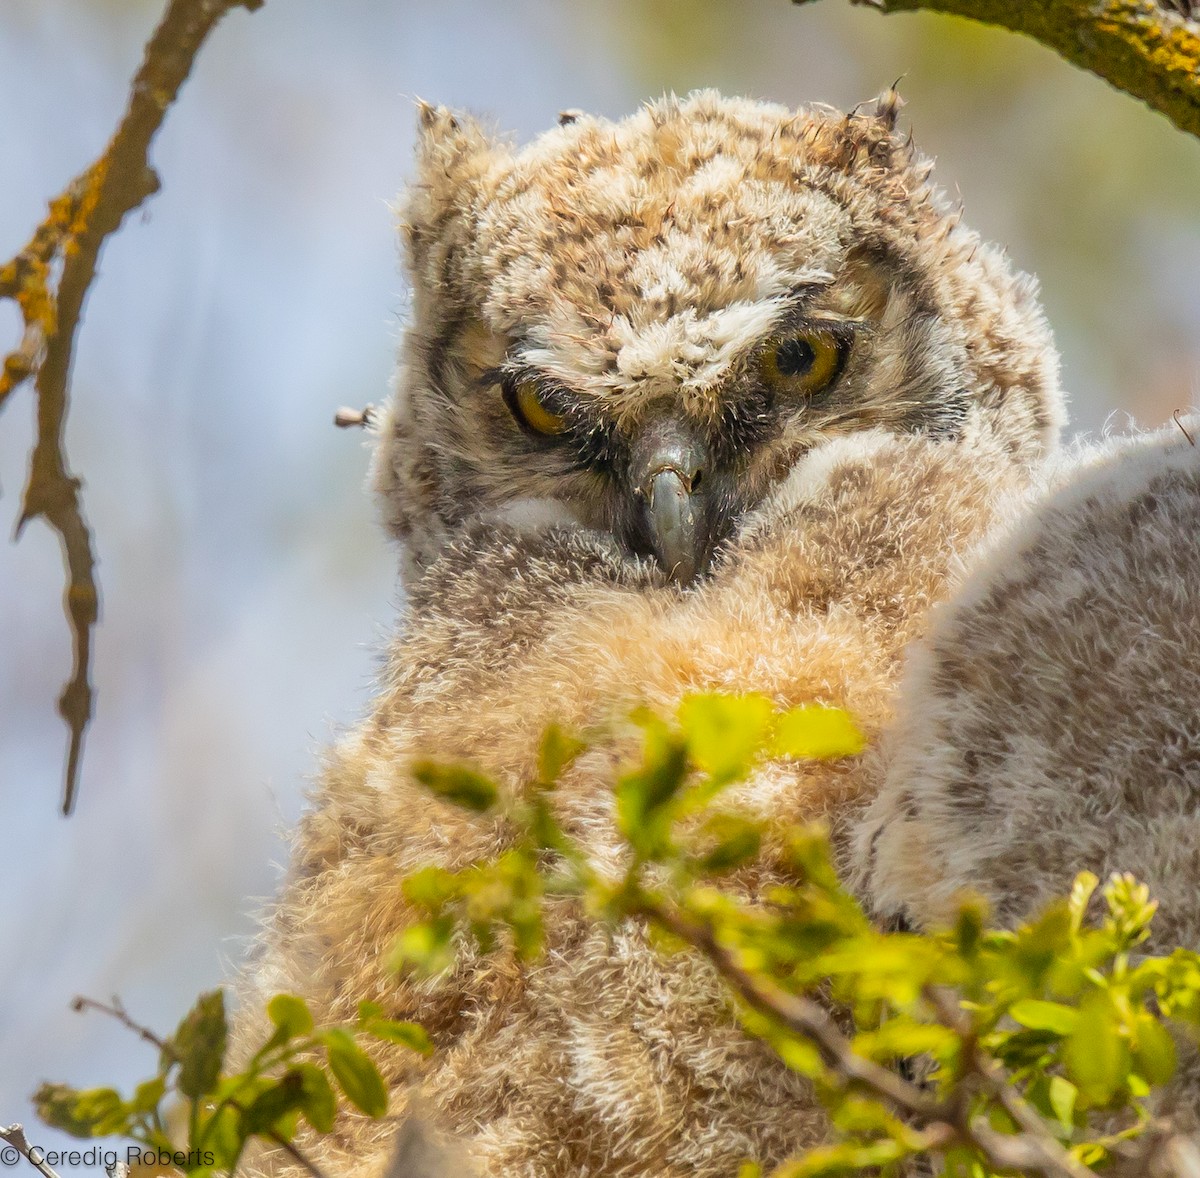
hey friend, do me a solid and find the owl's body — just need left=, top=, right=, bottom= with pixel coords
left=241, top=431, right=1043, bottom=1178
left=235, top=92, right=1069, bottom=1176
left=858, top=424, right=1200, bottom=1132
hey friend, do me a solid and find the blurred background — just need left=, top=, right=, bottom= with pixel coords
left=2, top=0, right=1199, bottom=1169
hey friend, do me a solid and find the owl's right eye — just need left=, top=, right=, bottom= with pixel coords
left=757, top=329, right=844, bottom=399
left=503, top=376, right=568, bottom=437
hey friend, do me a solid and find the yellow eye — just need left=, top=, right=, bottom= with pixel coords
left=758, top=329, right=843, bottom=397
left=508, top=378, right=568, bottom=436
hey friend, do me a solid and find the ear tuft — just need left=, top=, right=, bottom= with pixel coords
left=400, top=101, right=502, bottom=264
left=868, top=86, right=905, bottom=133
left=415, top=98, right=437, bottom=131
left=414, top=99, right=470, bottom=145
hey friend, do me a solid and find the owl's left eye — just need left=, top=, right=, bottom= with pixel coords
left=503, top=376, right=568, bottom=437
left=758, top=329, right=844, bottom=398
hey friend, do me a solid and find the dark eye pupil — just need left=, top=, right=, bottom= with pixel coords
left=775, top=338, right=815, bottom=378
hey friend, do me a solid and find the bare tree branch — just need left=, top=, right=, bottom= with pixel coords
left=794, top=0, right=1200, bottom=140
left=0, top=0, right=264, bottom=815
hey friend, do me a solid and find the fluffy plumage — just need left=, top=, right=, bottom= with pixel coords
left=235, top=91, right=1066, bottom=1177
left=856, top=423, right=1200, bottom=1131
left=240, top=432, right=1044, bottom=1178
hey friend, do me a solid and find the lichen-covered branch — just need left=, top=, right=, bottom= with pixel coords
left=0, top=0, right=263, bottom=815
left=794, top=0, right=1200, bottom=141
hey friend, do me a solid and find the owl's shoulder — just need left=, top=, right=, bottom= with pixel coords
left=857, top=424, right=1200, bottom=939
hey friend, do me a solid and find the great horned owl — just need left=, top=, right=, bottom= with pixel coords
left=857, top=423, right=1200, bottom=1136
left=235, top=91, right=1063, bottom=1178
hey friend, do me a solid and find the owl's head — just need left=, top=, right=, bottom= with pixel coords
left=374, top=90, right=1063, bottom=584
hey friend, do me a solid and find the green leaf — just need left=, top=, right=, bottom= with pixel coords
left=1102, top=873, right=1159, bottom=951
left=172, top=989, right=228, bottom=1100
left=296, top=1063, right=337, bottom=1134
left=1132, top=1015, right=1177, bottom=1087
left=772, top=705, right=865, bottom=761
left=401, top=865, right=459, bottom=911
left=1009, top=999, right=1079, bottom=1036
left=266, top=993, right=314, bottom=1041
left=1012, top=903, right=1073, bottom=982
left=362, top=1019, right=434, bottom=1056
left=615, top=717, right=689, bottom=855
left=239, top=1071, right=306, bottom=1135
left=527, top=795, right=565, bottom=850
left=411, top=760, right=499, bottom=812
left=74, top=1087, right=127, bottom=1136
left=1068, top=871, right=1100, bottom=933
left=537, top=724, right=586, bottom=787
left=953, top=898, right=986, bottom=958
left=678, top=692, right=774, bottom=785
left=199, top=1103, right=242, bottom=1170
left=772, top=1035, right=825, bottom=1078
left=774, top=1138, right=908, bottom=1176
left=131, top=1077, right=165, bottom=1115
left=854, top=1020, right=958, bottom=1063
left=1048, top=1075, right=1077, bottom=1134
left=508, top=910, right=545, bottom=961
left=696, top=814, right=762, bottom=874
left=33, top=1084, right=126, bottom=1139
left=1065, top=993, right=1129, bottom=1105
left=389, top=916, right=456, bottom=977
left=323, top=1029, right=389, bottom=1117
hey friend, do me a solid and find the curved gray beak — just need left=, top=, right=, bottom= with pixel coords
left=645, top=468, right=702, bottom=584
left=630, top=419, right=710, bottom=584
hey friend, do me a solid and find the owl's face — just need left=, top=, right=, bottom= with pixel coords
left=376, top=91, right=1062, bottom=583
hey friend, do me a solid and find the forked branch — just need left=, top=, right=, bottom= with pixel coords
left=0, top=0, right=263, bottom=814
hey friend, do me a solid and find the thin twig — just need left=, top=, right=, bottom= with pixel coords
left=0, top=0, right=264, bottom=814
left=926, top=986, right=1098, bottom=1178
left=70, top=998, right=331, bottom=1178
left=0, top=1125, right=62, bottom=1178
left=71, top=994, right=177, bottom=1060
left=265, top=1130, right=330, bottom=1178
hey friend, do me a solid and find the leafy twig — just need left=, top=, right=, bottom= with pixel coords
left=225, top=1102, right=330, bottom=1178
left=630, top=898, right=944, bottom=1119
left=630, top=896, right=1102, bottom=1178
left=926, top=986, right=1098, bottom=1178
